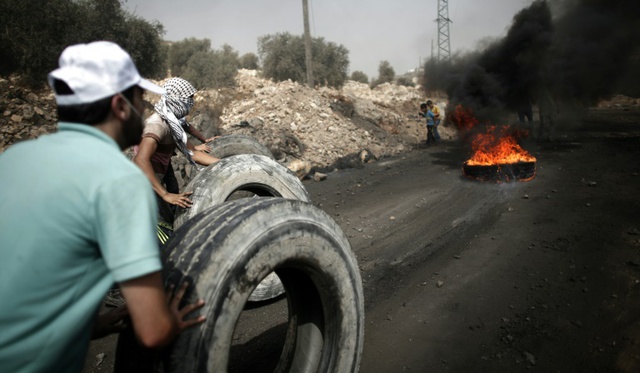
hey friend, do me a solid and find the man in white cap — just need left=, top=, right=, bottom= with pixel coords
left=0, top=41, right=205, bottom=372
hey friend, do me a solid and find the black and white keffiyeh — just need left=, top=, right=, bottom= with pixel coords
left=154, top=78, right=197, bottom=165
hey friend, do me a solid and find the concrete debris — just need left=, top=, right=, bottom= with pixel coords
left=1, top=70, right=440, bottom=189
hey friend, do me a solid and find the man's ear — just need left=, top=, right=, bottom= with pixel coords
left=111, top=95, right=130, bottom=122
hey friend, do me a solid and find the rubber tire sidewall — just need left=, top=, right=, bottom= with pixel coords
left=164, top=198, right=364, bottom=373
left=175, top=154, right=311, bottom=229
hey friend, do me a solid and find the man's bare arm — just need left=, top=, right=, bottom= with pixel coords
left=119, top=271, right=205, bottom=349
left=133, top=137, right=193, bottom=208
left=186, top=140, right=220, bottom=166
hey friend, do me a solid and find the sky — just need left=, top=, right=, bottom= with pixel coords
left=123, top=0, right=536, bottom=79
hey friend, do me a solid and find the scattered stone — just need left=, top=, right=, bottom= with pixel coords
left=588, top=181, right=597, bottom=187
left=523, top=194, right=530, bottom=199
left=454, top=254, right=461, bottom=259
left=96, top=353, right=106, bottom=367
left=524, top=351, right=536, bottom=365
left=313, top=172, right=327, bottom=182
left=389, top=216, right=396, bottom=221
left=287, top=159, right=311, bottom=180
left=436, top=280, right=444, bottom=288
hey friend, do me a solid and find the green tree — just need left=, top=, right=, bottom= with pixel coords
left=350, top=71, right=369, bottom=84
left=239, top=52, right=260, bottom=70
left=0, top=0, right=165, bottom=87
left=258, top=33, right=305, bottom=83
left=177, top=42, right=239, bottom=89
left=371, top=60, right=395, bottom=88
left=311, top=39, right=349, bottom=87
left=258, top=32, right=349, bottom=88
left=168, top=38, right=212, bottom=77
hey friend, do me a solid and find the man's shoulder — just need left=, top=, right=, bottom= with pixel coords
left=143, top=113, right=169, bottom=136
left=145, top=113, right=166, bottom=127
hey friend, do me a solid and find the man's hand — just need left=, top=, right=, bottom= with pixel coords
left=92, top=305, right=129, bottom=339
left=168, top=281, right=206, bottom=332
left=204, top=136, right=219, bottom=143
left=163, top=191, right=193, bottom=208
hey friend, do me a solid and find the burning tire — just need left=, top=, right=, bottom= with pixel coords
left=463, top=161, right=536, bottom=182
left=175, top=154, right=311, bottom=302
left=116, top=198, right=365, bottom=373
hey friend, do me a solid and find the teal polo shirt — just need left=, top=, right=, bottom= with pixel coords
left=0, top=122, right=161, bottom=373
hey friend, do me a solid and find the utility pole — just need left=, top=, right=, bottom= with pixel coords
left=302, top=0, right=314, bottom=87
left=436, top=0, right=452, bottom=62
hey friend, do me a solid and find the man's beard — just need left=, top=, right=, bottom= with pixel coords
left=122, top=110, right=143, bottom=148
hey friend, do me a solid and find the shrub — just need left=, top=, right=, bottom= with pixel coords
left=350, top=71, right=369, bottom=84
left=370, top=60, right=395, bottom=88
left=239, top=53, right=260, bottom=70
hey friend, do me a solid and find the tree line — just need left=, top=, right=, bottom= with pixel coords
left=0, top=0, right=410, bottom=90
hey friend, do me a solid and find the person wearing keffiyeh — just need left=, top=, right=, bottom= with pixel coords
left=134, top=78, right=219, bottom=212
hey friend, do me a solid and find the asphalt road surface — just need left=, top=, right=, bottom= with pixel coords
left=84, top=107, right=640, bottom=372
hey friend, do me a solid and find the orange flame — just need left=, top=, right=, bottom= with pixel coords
left=448, top=105, right=479, bottom=132
left=467, top=125, right=536, bottom=166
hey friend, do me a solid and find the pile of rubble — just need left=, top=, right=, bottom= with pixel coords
left=595, top=94, right=640, bottom=109
left=0, top=77, right=57, bottom=151
left=1, top=71, right=457, bottom=181
left=212, top=70, right=456, bottom=171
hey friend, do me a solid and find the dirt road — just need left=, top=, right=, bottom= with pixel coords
left=84, top=108, right=640, bottom=372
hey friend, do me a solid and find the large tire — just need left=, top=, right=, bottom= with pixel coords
left=175, top=154, right=310, bottom=228
left=462, top=161, right=536, bottom=182
left=175, top=154, right=311, bottom=302
left=187, top=134, right=273, bottom=182
left=164, top=198, right=364, bottom=372
left=206, top=134, right=274, bottom=160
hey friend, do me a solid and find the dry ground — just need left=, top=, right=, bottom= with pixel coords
left=84, top=107, right=640, bottom=372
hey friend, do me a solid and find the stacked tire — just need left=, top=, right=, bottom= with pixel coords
left=116, top=135, right=365, bottom=373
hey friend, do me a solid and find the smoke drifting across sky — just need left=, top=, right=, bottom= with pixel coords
left=438, top=0, right=640, bottom=123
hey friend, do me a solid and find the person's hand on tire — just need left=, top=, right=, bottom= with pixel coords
left=194, top=144, right=212, bottom=153
left=168, top=281, right=206, bottom=332
left=163, top=191, right=193, bottom=208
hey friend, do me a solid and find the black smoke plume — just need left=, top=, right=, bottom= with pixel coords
left=423, top=0, right=640, bottom=125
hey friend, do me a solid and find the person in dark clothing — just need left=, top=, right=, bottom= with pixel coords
left=517, top=99, right=534, bottom=133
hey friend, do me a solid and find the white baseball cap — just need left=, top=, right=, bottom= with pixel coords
left=48, top=41, right=164, bottom=105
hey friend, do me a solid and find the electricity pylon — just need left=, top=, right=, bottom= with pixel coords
left=437, top=0, right=452, bottom=62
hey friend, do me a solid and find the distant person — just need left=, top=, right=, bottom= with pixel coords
left=517, top=98, right=534, bottom=133
left=133, top=78, right=220, bottom=221
left=427, top=100, right=442, bottom=141
left=0, top=41, right=205, bottom=373
left=538, top=89, right=558, bottom=142
left=420, top=102, right=436, bottom=146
